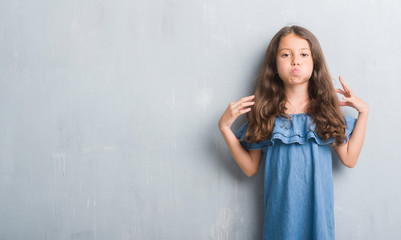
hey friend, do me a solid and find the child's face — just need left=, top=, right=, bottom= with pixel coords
left=276, top=33, right=314, bottom=87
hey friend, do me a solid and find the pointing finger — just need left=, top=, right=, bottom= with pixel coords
left=339, top=76, right=352, bottom=94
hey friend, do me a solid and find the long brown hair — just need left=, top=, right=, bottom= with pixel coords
left=243, top=25, right=346, bottom=148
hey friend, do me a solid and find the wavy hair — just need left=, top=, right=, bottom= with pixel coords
left=243, top=25, right=346, bottom=148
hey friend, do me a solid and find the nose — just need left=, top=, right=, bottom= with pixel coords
left=291, top=56, right=300, bottom=66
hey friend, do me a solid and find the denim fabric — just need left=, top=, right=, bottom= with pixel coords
left=235, top=113, right=356, bottom=240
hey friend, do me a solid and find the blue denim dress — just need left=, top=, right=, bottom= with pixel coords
left=234, top=113, right=356, bottom=240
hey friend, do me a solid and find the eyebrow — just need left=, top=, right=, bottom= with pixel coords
left=279, top=48, right=311, bottom=52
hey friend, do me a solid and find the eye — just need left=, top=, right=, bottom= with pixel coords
left=282, top=53, right=291, bottom=57
left=301, top=53, right=309, bottom=57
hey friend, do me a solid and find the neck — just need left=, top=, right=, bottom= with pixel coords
left=284, top=82, right=310, bottom=114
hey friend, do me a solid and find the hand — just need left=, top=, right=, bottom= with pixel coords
left=218, top=95, right=255, bottom=131
left=335, top=76, right=369, bottom=113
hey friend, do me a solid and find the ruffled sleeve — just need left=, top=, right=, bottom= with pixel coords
left=234, top=122, right=271, bottom=150
left=234, top=114, right=357, bottom=149
left=344, top=115, right=357, bottom=142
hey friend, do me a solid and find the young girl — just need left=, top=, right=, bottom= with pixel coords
left=218, top=25, right=369, bottom=239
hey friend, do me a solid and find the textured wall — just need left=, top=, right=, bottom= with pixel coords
left=0, top=0, right=400, bottom=239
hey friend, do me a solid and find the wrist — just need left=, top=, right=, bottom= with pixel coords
left=358, top=109, right=369, bottom=117
left=358, top=106, right=369, bottom=114
left=219, top=125, right=232, bottom=133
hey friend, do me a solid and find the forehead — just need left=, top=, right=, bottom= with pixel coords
left=278, top=33, right=310, bottom=51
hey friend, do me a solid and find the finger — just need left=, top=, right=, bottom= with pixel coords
left=341, top=96, right=353, bottom=103
left=232, top=101, right=255, bottom=110
left=232, top=95, right=255, bottom=108
left=240, top=101, right=255, bottom=107
left=335, top=88, right=346, bottom=95
left=238, top=107, right=252, bottom=115
left=338, top=76, right=347, bottom=91
left=342, top=96, right=350, bottom=100
left=240, top=95, right=255, bottom=102
left=338, top=100, right=352, bottom=107
left=339, top=76, right=352, bottom=94
left=233, top=101, right=255, bottom=115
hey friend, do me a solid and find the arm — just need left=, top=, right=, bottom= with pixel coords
left=335, top=111, right=368, bottom=168
left=335, top=76, right=369, bottom=168
left=219, top=127, right=263, bottom=177
left=218, top=95, right=263, bottom=177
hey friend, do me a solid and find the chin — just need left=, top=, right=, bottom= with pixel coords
left=285, top=77, right=309, bottom=85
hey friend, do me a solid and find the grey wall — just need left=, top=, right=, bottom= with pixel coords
left=1, top=0, right=400, bottom=239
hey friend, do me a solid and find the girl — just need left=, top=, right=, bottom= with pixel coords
left=218, top=25, right=369, bottom=239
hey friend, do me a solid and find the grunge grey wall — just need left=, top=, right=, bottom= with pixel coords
left=1, top=0, right=400, bottom=239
